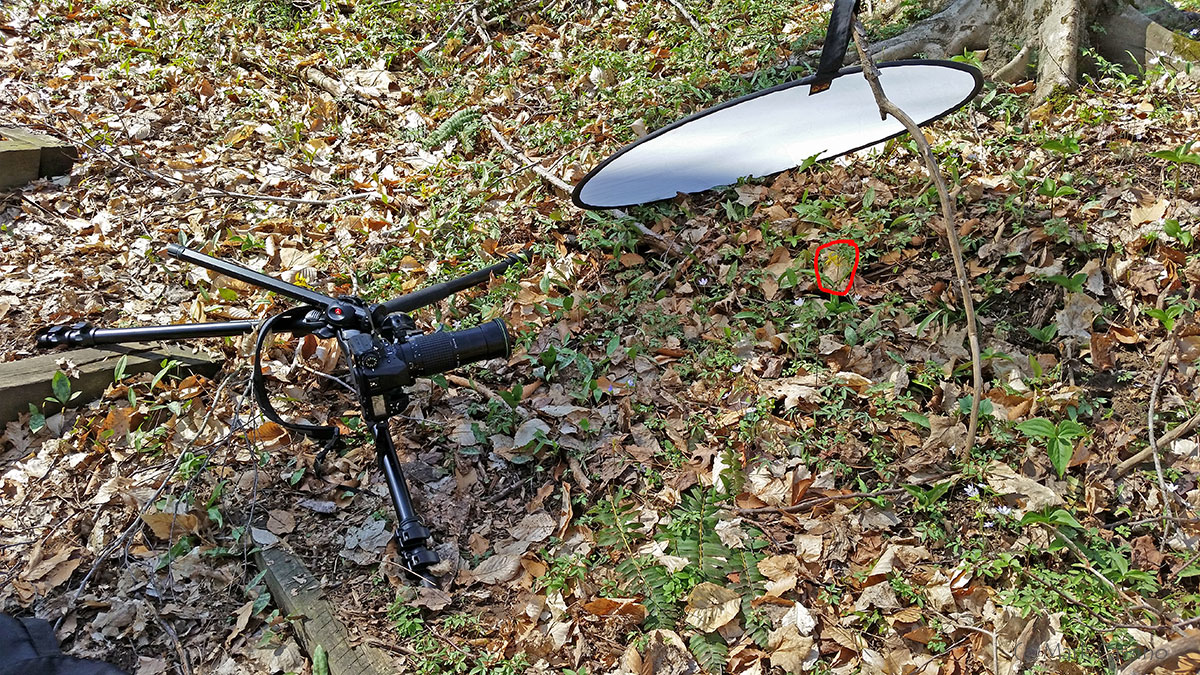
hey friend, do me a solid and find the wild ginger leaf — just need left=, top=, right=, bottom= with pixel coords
left=1016, top=418, right=1057, bottom=438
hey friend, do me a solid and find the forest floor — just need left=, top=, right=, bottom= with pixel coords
left=3, top=0, right=1200, bottom=673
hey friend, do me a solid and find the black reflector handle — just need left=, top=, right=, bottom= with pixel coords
left=810, top=0, right=861, bottom=95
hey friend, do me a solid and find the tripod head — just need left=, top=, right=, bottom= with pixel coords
left=35, top=243, right=532, bottom=585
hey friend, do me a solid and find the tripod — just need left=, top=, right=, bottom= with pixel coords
left=37, top=244, right=528, bottom=584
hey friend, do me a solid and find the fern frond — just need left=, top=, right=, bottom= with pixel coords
left=728, top=549, right=769, bottom=648
left=689, top=632, right=729, bottom=674
left=424, top=107, right=481, bottom=149
left=640, top=560, right=680, bottom=628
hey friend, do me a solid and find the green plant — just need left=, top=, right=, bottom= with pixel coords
left=1025, top=323, right=1059, bottom=343
left=1016, top=418, right=1087, bottom=477
left=949, top=48, right=983, bottom=70
left=1163, top=219, right=1194, bottom=248
left=1148, top=141, right=1200, bottom=196
left=46, top=370, right=81, bottom=408
left=1040, top=135, right=1081, bottom=157
left=387, top=601, right=425, bottom=638
left=536, top=554, right=588, bottom=594
left=903, top=481, right=952, bottom=511
left=1146, top=303, right=1185, bottom=332
left=584, top=490, right=677, bottom=628
left=1040, top=273, right=1086, bottom=293
left=658, top=487, right=769, bottom=645
left=689, top=633, right=729, bottom=674
left=424, top=107, right=483, bottom=153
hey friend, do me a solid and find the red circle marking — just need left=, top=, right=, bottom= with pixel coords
left=813, top=239, right=861, bottom=297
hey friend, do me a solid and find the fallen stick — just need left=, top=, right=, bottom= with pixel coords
left=1119, top=632, right=1200, bottom=675
left=1148, top=332, right=1182, bottom=537
left=663, top=0, right=704, bottom=34
left=1115, top=412, right=1200, bottom=476
left=850, top=18, right=984, bottom=457
left=484, top=116, right=686, bottom=256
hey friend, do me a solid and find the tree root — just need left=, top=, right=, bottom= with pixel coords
left=1131, top=0, right=1200, bottom=33
left=992, top=44, right=1032, bottom=83
left=1095, top=1, right=1200, bottom=75
left=864, top=0, right=995, bottom=61
left=1033, top=0, right=1089, bottom=103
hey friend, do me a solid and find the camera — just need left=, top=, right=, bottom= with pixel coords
left=345, top=319, right=510, bottom=421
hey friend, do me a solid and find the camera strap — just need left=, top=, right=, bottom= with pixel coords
left=252, top=307, right=340, bottom=443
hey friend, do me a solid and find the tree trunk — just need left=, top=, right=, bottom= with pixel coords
left=864, top=0, right=1200, bottom=102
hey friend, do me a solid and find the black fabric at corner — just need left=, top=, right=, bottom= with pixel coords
left=0, top=614, right=126, bottom=675
left=811, top=0, right=861, bottom=94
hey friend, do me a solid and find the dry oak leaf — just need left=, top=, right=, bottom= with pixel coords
left=141, top=512, right=199, bottom=540
left=581, top=597, right=647, bottom=622
left=768, top=624, right=816, bottom=673
left=854, top=581, right=901, bottom=611
left=623, top=629, right=699, bottom=675
left=757, top=555, right=800, bottom=597
left=781, top=601, right=817, bottom=635
left=984, top=460, right=1064, bottom=517
left=266, top=509, right=295, bottom=535
left=466, top=553, right=522, bottom=586
left=685, top=582, right=741, bottom=632
left=24, top=550, right=83, bottom=591
left=1056, top=292, right=1103, bottom=342
left=397, top=585, right=453, bottom=611
left=794, top=534, right=823, bottom=563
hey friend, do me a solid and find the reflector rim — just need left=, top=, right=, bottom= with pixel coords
left=571, top=59, right=983, bottom=210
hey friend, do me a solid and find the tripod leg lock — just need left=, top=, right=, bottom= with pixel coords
left=35, top=322, right=96, bottom=349
left=396, top=518, right=432, bottom=547
left=398, top=540, right=440, bottom=571
left=396, top=519, right=439, bottom=570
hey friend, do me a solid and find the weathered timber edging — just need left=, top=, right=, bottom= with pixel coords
left=254, top=545, right=397, bottom=675
left=0, top=344, right=220, bottom=425
left=0, top=126, right=78, bottom=188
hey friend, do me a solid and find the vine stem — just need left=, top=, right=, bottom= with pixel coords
left=850, top=18, right=983, bottom=457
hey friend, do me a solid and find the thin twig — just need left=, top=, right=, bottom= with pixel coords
left=144, top=595, right=194, bottom=675
left=60, top=372, right=239, bottom=628
left=484, top=118, right=689, bottom=258
left=1148, top=334, right=1180, bottom=540
left=941, top=619, right=1000, bottom=675
left=483, top=116, right=687, bottom=256
left=663, top=0, right=704, bottom=34
left=851, top=19, right=983, bottom=456
left=445, top=374, right=502, bottom=402
left=418, top=2, right=477, bottom=56
left=1023, top=566, right=1127, bottom=627
left=1119, top=632, right=1200, bottom=675
left=483, top=116, right=572, bottom=193
left=1046, top=524, right=1187, bottom=637
left=1116, top=409, right=1200, bottom=476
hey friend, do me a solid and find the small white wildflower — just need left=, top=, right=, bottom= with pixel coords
left=731, top=364, right=744, bottom=373
left=964, top=484, right=980, bottom=499
left=994, top=505, right=1014, bottom=517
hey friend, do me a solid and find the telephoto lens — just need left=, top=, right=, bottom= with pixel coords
left=401, top=319, right=510, bottom=377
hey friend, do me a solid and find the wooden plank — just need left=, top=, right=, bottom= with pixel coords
left=254, top=546, right=397, bottom=675
left=0, top=127, right=78, bottom=179
left=0, top=344, right=220, bottom=425
left=0, top=136, right=40, bottom=189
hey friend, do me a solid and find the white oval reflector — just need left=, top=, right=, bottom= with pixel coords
left=573, top=61, right=982, bottom=209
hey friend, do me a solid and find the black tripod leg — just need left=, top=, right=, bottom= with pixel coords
left=370, top=422, right=439, bottom=586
